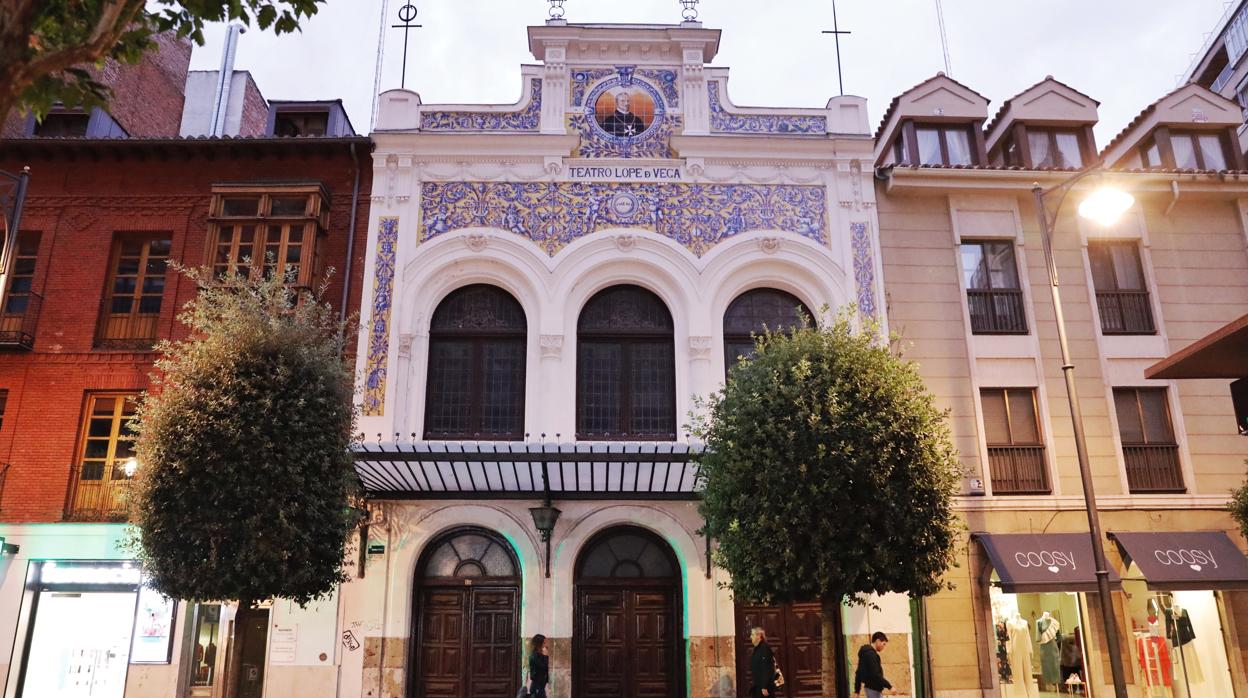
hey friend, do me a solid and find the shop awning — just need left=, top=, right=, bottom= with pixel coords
left=1108, top=531, right=1248, bottom=591
left=352, top=440, right=703, bottom=500
left=972, top=532, right=1121, bottom=593
left=1145, top=313, right=1248, bottom=379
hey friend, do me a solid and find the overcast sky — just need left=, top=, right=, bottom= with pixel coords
left=189, top=0, right=1232, bottom=145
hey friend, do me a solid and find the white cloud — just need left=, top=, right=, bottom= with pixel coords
left=189, top=0, right=1229, bottom=145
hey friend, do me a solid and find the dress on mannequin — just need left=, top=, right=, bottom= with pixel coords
left=1007, top=614, right=1037, bottom=698
left=1036, top=612, right=1061, bottom=686
left=1168, top=602, right=1203, bottom=685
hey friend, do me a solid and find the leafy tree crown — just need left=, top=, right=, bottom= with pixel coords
left=129, top=267, right=358, bottom=605
left=692, top=311, right=962, bottom=605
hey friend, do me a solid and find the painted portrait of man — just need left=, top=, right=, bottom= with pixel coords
left=596, top=89, right=652, bottom=137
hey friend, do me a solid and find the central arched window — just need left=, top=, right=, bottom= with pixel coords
left=723, top=288, right=812, bottom=371
left=576, top=285, right=676, bottom=440
left=424, top=284, right=526, bottom=440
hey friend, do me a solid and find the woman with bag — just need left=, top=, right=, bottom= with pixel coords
left=524, top=633, right=550, bottom=698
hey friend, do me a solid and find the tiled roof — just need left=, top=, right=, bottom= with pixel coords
left=885, top=162, right=1248, bottom=176
left=874, top=72, right=992, bottom=140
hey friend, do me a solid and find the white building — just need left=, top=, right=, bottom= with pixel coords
left=342, top=19, right=915, bottom=698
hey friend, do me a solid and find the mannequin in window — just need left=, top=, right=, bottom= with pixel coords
left=1036, top=611, right=1061, bottom=689
left=1059, top=626, right=1085, bottom=692
left=1006, top=611, right=1037, bottom=698
left=1166, top=598, right=1203, bottom=684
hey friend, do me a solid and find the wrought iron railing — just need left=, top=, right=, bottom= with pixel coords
left=967, top=288, right=1028, bottom=334
left=987, top=445, right=1049, bottom=495
left=1096, top=290, right=1155, bottom=335
left=0, top=291, right=41, bottom=350
left=96, top=309, right=160, bottom=349
left=1123, top=444, right=1184, bottom=493
left=65, top=463, right=132, bottom=521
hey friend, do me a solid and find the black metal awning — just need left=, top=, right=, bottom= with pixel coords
left=352, top=440, right=704, bottom=500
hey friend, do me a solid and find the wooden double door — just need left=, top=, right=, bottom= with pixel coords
left=415, top=585, right=519, bottom=698
left=575, top=583, right=681, bottom=698
left=735, top=601, right=823, bottom=698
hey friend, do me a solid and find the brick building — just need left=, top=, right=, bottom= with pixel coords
left=0, top=42, right=370, bottom=698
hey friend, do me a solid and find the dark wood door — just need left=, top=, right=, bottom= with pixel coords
left=576, top=584, right=679, bottom=698
left=735, top=601, right=823, bottom=697
left=416, top=586, right=518, bottom=698
left=236, top=607, right=270, bottom=698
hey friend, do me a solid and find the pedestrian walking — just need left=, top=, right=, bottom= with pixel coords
left=854, top=631, right=894, bottom=698
left=526, top=634, right=550, bottom=698
left=749, top=626, right=779, bottom=697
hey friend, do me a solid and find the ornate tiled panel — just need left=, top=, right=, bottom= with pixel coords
left=850, top=221, right=877, bottom=318
left=421, top=79, right=542, bottom=131
left=362, top=217, right=399, bottom=416
left=420, top=182, right=827, bottom=257
left=708, top=81, right=827, bottom=135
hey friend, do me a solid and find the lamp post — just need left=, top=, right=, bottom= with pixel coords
left=1032, top=168, right=1134, bottom=698
left=529, top=504, right=561, bottom=578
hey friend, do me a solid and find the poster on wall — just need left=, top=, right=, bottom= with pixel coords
left=130, top=584, right=177, bottom=663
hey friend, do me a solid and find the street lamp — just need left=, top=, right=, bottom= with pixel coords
left=122, top=457, right=139, bottom=477
left=1032, top=169, right=1133, bottom=698
left=529, top=504, right=561, bottom=578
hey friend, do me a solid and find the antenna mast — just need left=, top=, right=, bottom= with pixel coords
left=934, top=0, right=953, bottom=75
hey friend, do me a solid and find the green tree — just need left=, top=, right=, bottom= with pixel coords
left=0, top=0, right=324, bottom=123
left=129, top=268, right=357, bottom=698
left=692, top=312, right=962, bottom=698
left=1230, top=461, right=1248, bottom=539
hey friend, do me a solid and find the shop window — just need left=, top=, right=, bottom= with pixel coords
left=722, top=288, right=812, bottom=374
left=576, top=285, right=676, bottom=440
left=1088, top=241, right=1155, bottom=335
left=67, top=393, right=138, bottom=520
left=189, top=604, right=222, bottom=687
left=208, top=186, right=326, bottom=289
left=988, top=586, right=1093, bottom=695
left=97, top=236, right=171, bottom=348
left=1026, top=129, right=1084, bottom=169
left=980, top=388, right=1049, bottom=494
left=423, top=285, right=527, bottom=440
left=1122, top=584, right=1235, bottom=695
left=1113, top=387, right=1183, bottom=493
left=960, top=240, right=1027, bottom=334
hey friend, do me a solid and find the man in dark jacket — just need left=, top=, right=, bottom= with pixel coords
left=749, top=627, right=778, bottom=697
left=854, top=632, right=893, bottom=698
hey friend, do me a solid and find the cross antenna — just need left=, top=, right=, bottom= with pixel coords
left=391, top=3, right=423, bottom=90
left=821, top=0, right=852, bottom=96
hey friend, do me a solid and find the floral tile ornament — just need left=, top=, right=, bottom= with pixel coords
left=850, top=221, right=878, bottom=319
left=708, top=81, right=827, bottom=135
left=362, top=217, right=399, bottom=416
left=420, top=181, right=827, bottom=257
left=421, top=79, right=542, bottom=131
left=570, top=68, right=616, bottom=106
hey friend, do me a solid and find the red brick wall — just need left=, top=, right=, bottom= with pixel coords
left=239, top=73, right=270, bottom=137
left=0, top=140, right=372, bottom=522
left=1, top=32, right=190, bottom=138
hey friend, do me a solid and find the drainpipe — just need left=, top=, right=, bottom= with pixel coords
left=340, top=141, right=363, bottom=324
left=210, top=24, right=245, bottom=137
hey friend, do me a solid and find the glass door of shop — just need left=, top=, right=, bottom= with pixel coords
left=1123, top=580, right=1236, bottom=697
left=21, top=590, right=136, bottom=698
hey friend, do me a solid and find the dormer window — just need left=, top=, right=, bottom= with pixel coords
left=1140, top=129, right=1231, bottom=170
left=891, top=123, right=979, bottom=166
left=1027, top=129, right=1083, bottom=168
left=33, top=112, right=89, bottom=137
left=273, top=110, right=329, bottom=137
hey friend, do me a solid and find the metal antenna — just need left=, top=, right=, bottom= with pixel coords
left=934, top=0, right=953, bottom=76
left=370, top=0, right=391, bottom=130
left=391, top=3, right=422, bottom=90
left=821, top=0, right=852, bottom=96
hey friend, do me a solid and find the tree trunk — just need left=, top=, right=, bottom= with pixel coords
left=223, top=598, right=252, bottom=698
left=821, top=595, right=848, bottom=698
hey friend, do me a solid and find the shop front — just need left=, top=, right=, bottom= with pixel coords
left=1109, top=531, right=1248, bottom=697
left=972, top=533, right=1119, bottom=697
left=4, top=560, right=176, bottom=698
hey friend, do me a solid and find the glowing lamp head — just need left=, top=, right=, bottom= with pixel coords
left=122, top=457, right=139, bottom=477
left=1077, top=187, right=1135, bottom=227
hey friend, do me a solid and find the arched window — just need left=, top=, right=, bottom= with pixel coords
left=418, top=528, right=519, bottom=580
left=576, top=285, right=675, bottom=440
left=424, top=284, right=527, bottom=439
left=723, top=288, right=812, bottom=371
left=576, top=526, right=677, bottom=579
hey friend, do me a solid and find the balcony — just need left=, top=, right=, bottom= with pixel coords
left=1097, top=290, right=1155, bottom=335
left=96, top=311, right=160, bottom=350
left=1123, top=444, right=1184, bottom=493
left=0, top=292, right=41, bottom=350
left=987, top=445, right=1049, bottom=495
left=967, top=289, right=1028, bottom=334
left=65, top=463, right=131, bottom=521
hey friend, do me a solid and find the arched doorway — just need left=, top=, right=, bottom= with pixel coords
left=574, top=526, right=684, bottom=698
left=411, top=528, right=520, bottom=698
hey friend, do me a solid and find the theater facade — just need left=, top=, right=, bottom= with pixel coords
left=339, top=19, right=915, bottom=698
